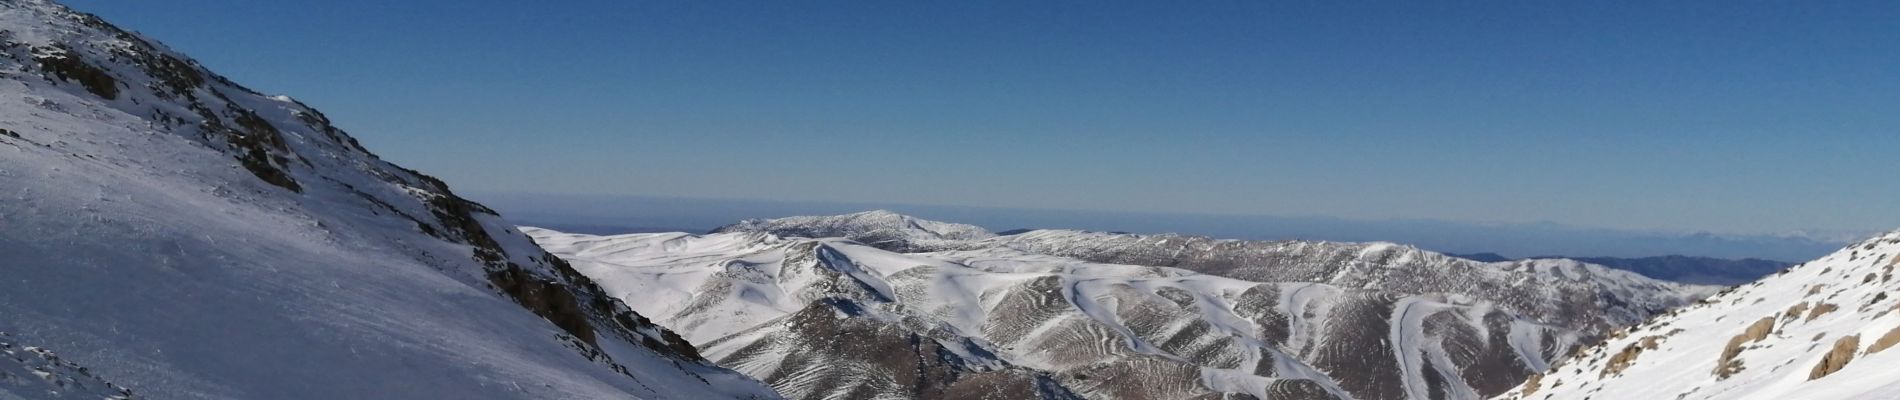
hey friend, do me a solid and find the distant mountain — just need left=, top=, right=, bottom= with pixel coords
left=0, top=2, right=772, bottom=398
left=1531, top=255, right=1789, bottom=286
left=1448, top=253, right=1514, bottom=263
left=711, top=210, right=997, bottom=252
left=476, top=192, right=1854, bottom=261
left=1448, top=254, right=1792, bottom=286
left=1495, top=231, right=1900, bottom=399
left=594, top=211, right=1719, bottom=399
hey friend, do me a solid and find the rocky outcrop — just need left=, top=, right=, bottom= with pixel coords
left=1600, top=336, right=1661, bottom=377
left=1808, top=335, right=1859, bottom=380
left=1806, top=303, right=1840, bottom=322
left=1868, top=325, right=1900, bottom=355
left=1713, top=317, right=1777, bottom=379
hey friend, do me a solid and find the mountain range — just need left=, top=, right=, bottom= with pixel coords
left=525, top=210, right=1715, bottom=399
left=5, top=1, right=1898, bottom=399
left=472, top=192, right=1854, bottom=262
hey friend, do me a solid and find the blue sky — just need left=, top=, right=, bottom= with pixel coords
left=66, top=0, right=1900, bottom=235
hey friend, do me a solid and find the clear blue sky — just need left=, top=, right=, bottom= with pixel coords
left=65, top=0, right=1900, bottom=235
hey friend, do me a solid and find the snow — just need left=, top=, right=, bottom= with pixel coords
left=528, top=224, right=1680, bottom=400
left=0, top=332, right=134, bottom=400
left=563, top=210, right=1736, bottom=399
left=1496, top=231, right=1900, bottom=400
left=0, top=1, right=774, bottom=399
left=1392, top=297, right=1451, bottom=400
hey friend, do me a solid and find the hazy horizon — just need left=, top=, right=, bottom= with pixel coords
left=472, top=191, right=1854, bottom=262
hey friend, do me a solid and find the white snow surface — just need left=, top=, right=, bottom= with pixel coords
left=1496, top=230, right=1900, bottom=400
left=0, top=1, right=774, bottom=399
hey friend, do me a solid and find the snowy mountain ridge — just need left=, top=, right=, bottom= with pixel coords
left=533, top=213, right=1715, bottom=400
left=1494, top=230, right=1900, bottom=400
left=0, top=1, right=773, bottom=398
left=719, top=213, right=1718, bottom=332
left=993, top=229, right=1718, bottom=326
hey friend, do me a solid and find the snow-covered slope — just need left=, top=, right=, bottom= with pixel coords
left=712, top=210, right=996, bottom=252
left=1494, top=231, right=1900, bottom=400
left=0, top=1, right=773, bottom=398
left=524, top=230, right=1082, bottom=400
left=530, top=221, right=1712, bottom=400
left=1, top=332, right=135, bottom=400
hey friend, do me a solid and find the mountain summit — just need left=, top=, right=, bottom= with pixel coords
left=0, top=1, right=772, bottom=398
